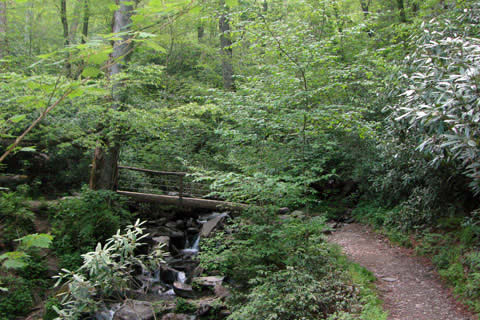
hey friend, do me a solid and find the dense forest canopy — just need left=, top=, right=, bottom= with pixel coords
left=1, top=0, right=480, bottom=319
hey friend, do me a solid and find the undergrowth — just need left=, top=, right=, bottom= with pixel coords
left=198, top=206, right=388, bottom=320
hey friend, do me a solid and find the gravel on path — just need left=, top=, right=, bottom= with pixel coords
left=329, top=223, right=477, bottom=320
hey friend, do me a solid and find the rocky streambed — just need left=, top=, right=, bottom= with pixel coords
left=96, top=210, right=232, bottom=320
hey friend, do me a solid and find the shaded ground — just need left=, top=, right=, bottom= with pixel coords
left=329, top=223, right=477, bottom=320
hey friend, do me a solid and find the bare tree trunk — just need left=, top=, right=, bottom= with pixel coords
left=25, top=2, right=33, bottom=56
left=359, top=0, right=371, bottom=18
left=197, top=25, right=204, bottom=41
left=69, top=0, right=83, bottom=43
left=0, top=1, right=6, bottom=58
left=219, top=2, right=235, bottom=91
left=89, top=0, right=133, bottom=191
left=397, top=0, right=407, bottom=22
left=359, top=0, right=374, bottom=36
left=81, top=0, right=89, bottom=44
left=60, top=0, right=72, bottom=77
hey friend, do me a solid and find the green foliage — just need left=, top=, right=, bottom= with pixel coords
left=174, top=298, right=197, bottom=314
left=0, top=187, right=35, bottom=249
left=51, top=186, right=132, bottom=269
left=387, top=3, right=480, bottom=194
left=344, top=263, right=388, bottom=320
left=199, top=207, right=387, bottom=319
left=53, top=220, right=165, bottom=319
left=43, top=297, right=61, bottom=320
left=199, top=209, right=336, bottom=284
left=0, top=276, right=34, bottom=319
left=229, top=268, right=358, bottom=320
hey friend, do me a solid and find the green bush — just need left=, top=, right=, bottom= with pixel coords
left=174, top=298, right=197, bottom=314
left=229, top=268, right=358, bottom=320
left=43, top=297, right=61, bottom=320
left=199, top=210, right=335, bottom=285
left=51, top=186, right=132, bottom=269
left=0, top=186, right=35, bottom=249
left=0, top=276, right=34, bottom=319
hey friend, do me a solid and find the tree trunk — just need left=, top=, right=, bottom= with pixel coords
left=25, top=2, right=33, bottom=56
left=68, top=0, right=83, bottom=43
left=89, top=0, right=133, bottom=191
left=219, top=4, right=234, bottom=91
left=60, top=0, right=72, bottom=77
left=197, top=25, right=204, bottom=41
left=397, top=0, right=407, bottom=23
left=359, top=0, right=370, bottom=18
left=81, top=0, right=89, bottom=44
left=0, top=1, right=7, bottom=58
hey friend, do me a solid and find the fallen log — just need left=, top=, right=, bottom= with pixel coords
left=116, top=190, right=248, bottom=211
left=0, top=175, right=29, bottom=185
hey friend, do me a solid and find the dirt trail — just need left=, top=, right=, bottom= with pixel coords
left=329, top=223, right=477, bottom=320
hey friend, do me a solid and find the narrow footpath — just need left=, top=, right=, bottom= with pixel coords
left=329, top=223, right=477, bottom=320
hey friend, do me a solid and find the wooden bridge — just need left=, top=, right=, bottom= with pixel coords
left=116, top=165, right=247, bottom=211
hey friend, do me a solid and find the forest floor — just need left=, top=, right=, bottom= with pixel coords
left=329, top=223, right=477, bottom=320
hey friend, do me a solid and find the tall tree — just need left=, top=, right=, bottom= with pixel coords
left=0, top=0, right=6, bottom=58
left=60, top=0, right=72, bottom=77
left=397, top=0, right=407, bottom=22
left=89, top=0, right=133, bottom=190
left=219, top=0, right=235, bottom=91
left=81, top=0, right=89, bottom=44
left=24, top=1, right=33, bottom=56
left=359, top=0, right=371, bottom=18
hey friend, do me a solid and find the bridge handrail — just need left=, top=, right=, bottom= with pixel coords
left=118, top=165, right=187, bottom=177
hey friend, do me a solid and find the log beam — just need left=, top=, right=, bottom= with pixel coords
left=116, top=190, right=248, bottom=211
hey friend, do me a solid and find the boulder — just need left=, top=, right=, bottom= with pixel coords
left=160, top=266, right=181, bottom=284
left=214, top=284, right=230, bottom=299
left=176, top=220, right=185, bottom=229
left=166, top=221, right=178, bottom=229
left=152, top=236, right=170, bottom=247
left=113, top=301, right=154, bottom=320
left=200, top=214, right=228, bottom=237
left=161, top=314, right=190, bottom=320
left=196, top=303, right=212, bottom=316
left=155, top=226, right=176, bottom=236
left=173, top=281, right=195, bottom=298
left=277, top=207, right=290, bottom=214
left=187, top=227, right=199, bottom=235
left=291, top=210, right=305, bottom=219
left=193, top=276, right=224, bottom=288
left=219, top=309, right=232, bottom=318
left=278, top=215, right=291, bottom=221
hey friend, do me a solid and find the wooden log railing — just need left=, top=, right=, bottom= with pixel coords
left=117, top=165, right=187, bottom=199
left=115, top=165, right=246, bottom=210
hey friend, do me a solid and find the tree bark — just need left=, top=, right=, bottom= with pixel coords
left=397, top=0, right=407, bottom=23
left=68, top=0, right=83, bottom=43
left=89, top=0, right=133, bottom=191
left=197, top=25, right=204, bottom=41
left=25, top=1, right=33, bottom=56
left=359, top=0, right=371, bottom=18
left=219, top=3, right=235, bottom=91
left=60, top=0, right=72, bottom=77
left=81, top=0, right=89, bottom=44
left=0, top=1, right=7, bottom=58
left=116, top=190, right=248, bottom=211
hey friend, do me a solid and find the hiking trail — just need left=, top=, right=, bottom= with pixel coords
left=329, top=223, right=477, bottom=320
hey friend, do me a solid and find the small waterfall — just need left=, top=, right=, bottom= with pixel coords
left=181, top=234, right=200, bottom=255
left=177, top=271, right=187, bottom=284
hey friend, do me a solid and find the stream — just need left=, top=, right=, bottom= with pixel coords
left=95, top=210, right=229, bottom=320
